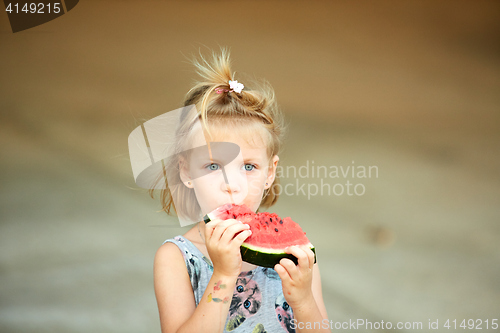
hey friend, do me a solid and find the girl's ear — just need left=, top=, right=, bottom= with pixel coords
left=265, top=155, right=279, bottom=187
left=179, top=156, right=193, bottom=188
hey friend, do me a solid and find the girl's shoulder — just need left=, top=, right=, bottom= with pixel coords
left=155, top=236, right=187, bottom=269
left=159, top=235, right=196, bottom=258
left=158, top=233, right=212, bottom=269
left=158, top=234, right=215, bottom=304
left=154, top=235, right=206, bottom=292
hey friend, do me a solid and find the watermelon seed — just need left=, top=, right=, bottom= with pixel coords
left=275, top=228, right=279, bottom=232
left=279, top=220, right=283, bottom=224
left=269, top=218, right=272, bottom=222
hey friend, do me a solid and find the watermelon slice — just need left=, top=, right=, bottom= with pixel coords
left=204, top=204, right=316, bottom=268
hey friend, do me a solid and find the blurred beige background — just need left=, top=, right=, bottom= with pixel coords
left=1, top=1, right=499, bottom=332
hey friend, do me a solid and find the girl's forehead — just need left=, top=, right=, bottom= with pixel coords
left=188, top=120, right=270, bottom=156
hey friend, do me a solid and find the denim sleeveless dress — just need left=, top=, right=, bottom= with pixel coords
left=163, top=235, right=296, bottom=333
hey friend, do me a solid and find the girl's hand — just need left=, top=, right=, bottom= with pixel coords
left=205, top=219, right=252, bottom=278
left=274, top=245, right=316, bottom=311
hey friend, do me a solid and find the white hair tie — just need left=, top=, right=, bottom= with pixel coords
left=215, top=80, right=244, bottom=94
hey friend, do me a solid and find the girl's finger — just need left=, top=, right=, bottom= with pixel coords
left=274, top=263, right=291, bottom=283
left=220, top=222, right=250, bottom=245
left=278, top=257, right=299, bottom=281
left=299, top=245, right=315, bottom=270
left=285, top=246, right=311, bottom=272
left=208, top=219, right=241, bottom=243
left=231, top=229, right=252, bottom=249
left=205, top=219, right=224, bottom=240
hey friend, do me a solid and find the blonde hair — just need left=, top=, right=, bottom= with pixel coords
left=150, top=47, right=286, bottom=218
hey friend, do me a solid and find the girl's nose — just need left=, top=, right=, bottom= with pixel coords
left=222, top=180, right=241, bottom=194
left=220, top=168, right=246, bottom=194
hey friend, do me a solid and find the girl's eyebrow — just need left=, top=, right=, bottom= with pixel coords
left=202, top=158, right=224, bottom=164
left=243, top=157, right=264, bottom=165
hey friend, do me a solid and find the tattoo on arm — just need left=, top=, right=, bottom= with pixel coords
left=207, top=280, right=230, bottom=304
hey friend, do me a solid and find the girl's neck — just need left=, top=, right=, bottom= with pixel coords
left=197, top=221, right=205, bottom=243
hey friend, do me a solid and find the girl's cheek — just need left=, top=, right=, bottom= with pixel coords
left=247, top=179, right=266, bottom=197
left=246, top=167, right=265, bottom=178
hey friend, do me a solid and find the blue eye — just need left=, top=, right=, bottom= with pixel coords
left=278, top=314, right=282, bottom=322
left=283, top=302, right=289, bottom=311
left=244, top=300, right=251, bottom=308
left=207, top=163, right=220, bottom=171
left=244, top=164, right=255, bottom=171
left=236, top=285, right=244, bottom=292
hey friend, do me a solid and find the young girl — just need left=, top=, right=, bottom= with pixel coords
left=152, top=49, right=330, bottom=333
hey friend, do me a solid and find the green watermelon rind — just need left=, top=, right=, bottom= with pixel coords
left=203, top=213, right=213, bottom=224
left=240, top=242, right=317, bottom=268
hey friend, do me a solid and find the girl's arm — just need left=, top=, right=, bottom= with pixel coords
left=292, top=263, right=331, bottom=333
left=311, top=263, right=329, bottom=320
left=154, top=220, right=251, bottom=333
left=275, top=246, right=332, bottom=333
left=154, top=242, right=196, bottom=333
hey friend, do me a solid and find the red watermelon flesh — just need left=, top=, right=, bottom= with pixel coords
left=204, top=204, right=316, bottom=268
